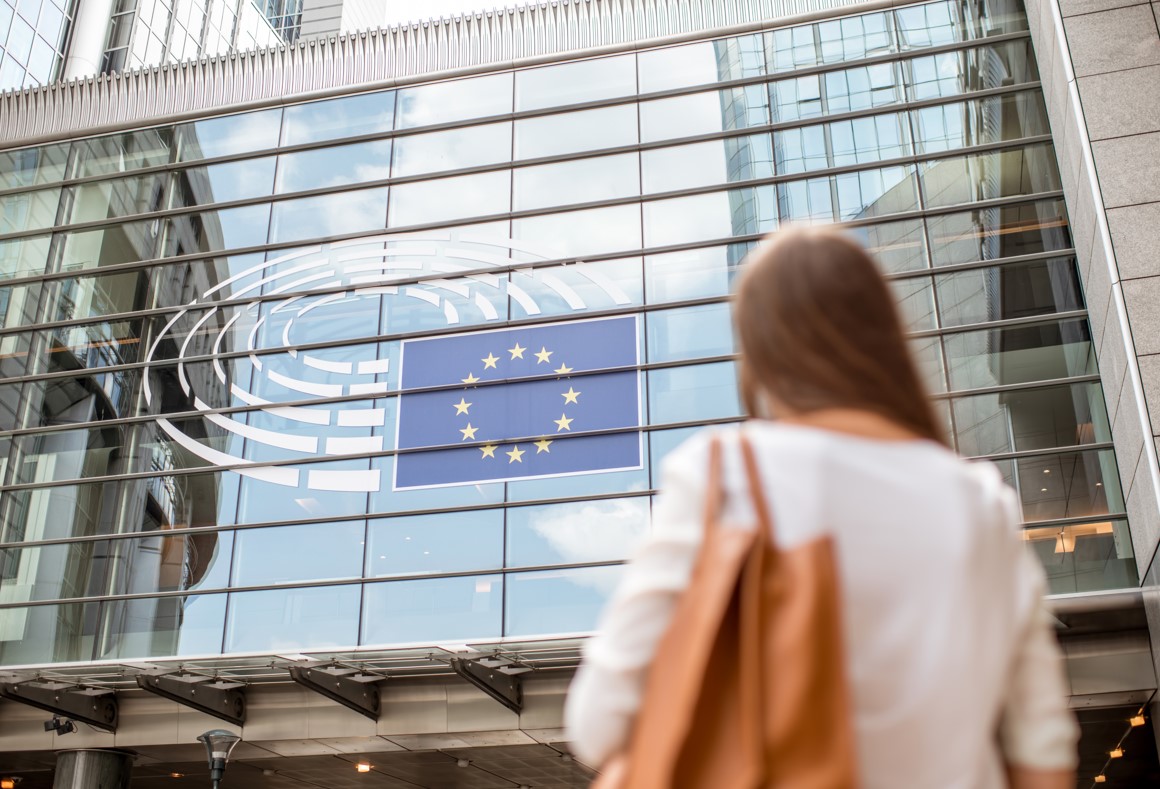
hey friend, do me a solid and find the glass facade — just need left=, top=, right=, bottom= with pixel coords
left=0, top=0, right=1136, bottom=668
left=0, top=0, right=75, bottom=90
left=98, top=0, right=286, bottom=75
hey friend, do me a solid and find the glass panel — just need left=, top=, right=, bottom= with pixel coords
left=0, top=233, right=50, bottom=280
left=638, top=34, right=765, bottom=93
left=644, top=243, right=750, bottom=304
left=514, top=153, right=639, bottom=211
left=0, top=142, right=68, bottom=189
left=163, top=203, right=271, bottom=256
left=74, top=127, right=172, bottom=177
left=992, top=448, right=1124, bottom=523
left=515, top=104, right=638, bottom=160
left=513, top=204, right=641, bottom=258
left=391, top=122, right=511, bottom=178
left=904, top=40, right=1038, bottom=100
left=281, top=90, right=395, bottom=146
left=817, top=11, right=896, bottom=62
left=648, top=361, right=741, bottom=423
left=275, top=139, right=392, bottom=194
left=362, top=574, right=503, bottom=645
left=890, top=277, right=936, bottom=331
left=505, top=566, right=622, bottom=636
left=225, top=584, right=360, bottom=652
left=777, top=176, right=833, bottom=222
left=834, top=165, right=919, bottom=220
left=0, top=186, right=58, bottom=233
left=171, top=156, right=277, bottom=206
left=231, top=521, right=364, bottom=585
left=388, top=171, right=508, bottom=227
left=396, top=73, right=513, bottom=128
left=269, top=187, right=387, bottom=244
left=642, top=135, right=774, bottom=194
left=920, top=144, right=1061, bottom=209
left=640, top=85, right=770, bottom=144
left=0, top=601, right=99, bottom=664
left=912, top=91, right=1050, bottom=154
left=847, top=218, right=928, bottom=273
left=935, top=257, right=1082, bottom=328
left=59, top=220, right=159, bottom=270
left=928, top=199, right=1071, bottom=267
left=506, top=498, right=649, bottom=568
left=366, top=510, right=503, bottom=577
left=1023, top=520, right=1138, bottom=594
left=516, top=54, right=636, bottom=111
left=643, top=186, right=777, bottom=247
left=647, top=303, right=734, bottom=363
left=69, top=173, right=167, bottom=222
left=944, top=318, right=1096, bottom=390
left=176, top=108, right=282, bottom=161
left=95, top=594, right=225, bottom=659
left=953, top=381, right=1110, bottom=457
left=894, top=0, right=1027, bottom=51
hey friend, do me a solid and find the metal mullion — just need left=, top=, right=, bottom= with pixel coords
left=0, top=488, right=656, bottom=549
left=0, top=82, right=1048, bottom=245
left=0, top=414, right=745, bottom=494
left=0, top=289, right=1081, bottom=394
left=969, top=442, right=1116, bottom=463
left=0, top=348, right=1107, bottom=442
left=0, top=217, right=1074, bottom=345
left=0, top=26, right=1034, bottom=177
left=938, top=374, right=1103, bottom=401
left=0, top=184, right=1067, bottom=294
left=0, top=556, right=628, bottom=610
left=0, top=369, right=1119, bottom=493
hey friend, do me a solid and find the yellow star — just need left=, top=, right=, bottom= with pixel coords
left=554, top=363, right=573, bottom=375
left=508, top=342, right=526, bottom=359
left=535, top=347, right=553, bottom=364
left=507, top=445, right=526, bottom=463
left=462, top=372, right=480, bottom=384
left=481, top=352, right=499, bottom=369
left=534, top=438, right=553, bottom=454
left=561, top=387, right=581, bottom=405
left=554, top=413, right=573, bottom=432
left=453, top=398, right=471, bottom=415
left=480, top=444, right=497, bottom=459
left=460, top=423, right=478, bottom=441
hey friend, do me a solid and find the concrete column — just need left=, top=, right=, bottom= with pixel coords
left=62, top=0, right=119, bottom=80
left=53, top=750, right=132, bottom=789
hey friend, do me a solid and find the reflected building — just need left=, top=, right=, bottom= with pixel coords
left=0, top=0, right=1157, bottom=784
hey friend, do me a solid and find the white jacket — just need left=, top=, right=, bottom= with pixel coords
left=566, top=423, right=1078, bottom=788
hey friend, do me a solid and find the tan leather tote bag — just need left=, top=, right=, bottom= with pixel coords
left=593, top=432, right=857, bottom=789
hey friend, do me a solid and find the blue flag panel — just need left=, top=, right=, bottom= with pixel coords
left=394, top=316, right=641, bottom=489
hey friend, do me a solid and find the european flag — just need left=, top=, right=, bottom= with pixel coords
left=394, top=316, right=641, bottom=489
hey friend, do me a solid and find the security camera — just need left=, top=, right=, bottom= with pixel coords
left=43, top=716, right=76, bottom=735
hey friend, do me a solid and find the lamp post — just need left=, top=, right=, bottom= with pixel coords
left=197, top=730, right=241, bottom=789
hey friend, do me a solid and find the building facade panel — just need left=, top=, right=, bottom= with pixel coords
left=0, top=0, right=1139, bottom=673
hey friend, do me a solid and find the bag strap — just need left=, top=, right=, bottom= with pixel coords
left=702, top=437, right=726, bottom=536
left=738, top=431, right=777, bottom=545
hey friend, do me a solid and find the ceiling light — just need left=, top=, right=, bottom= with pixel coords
left=1110, top=748, right=1123, bottom=758
left=355, top=762, right=372, bottom=773
left=1096, top=482, right=1103, bottom=487
left=1095, top=776, right=1106, bottom=783
left=1041, top=487, right=1048, bottom=492
left=457, top=759, right=470, bottom=768
left=170, top=774, right=184, bottom=779
left=1130, top=714, right=1146, bottom=727
left=1044, top=469, right=1051, bottom=474
left=1, top=779, right=21, bottom=789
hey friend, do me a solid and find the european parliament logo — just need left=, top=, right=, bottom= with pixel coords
left=395, top=316, right=641, bottom=489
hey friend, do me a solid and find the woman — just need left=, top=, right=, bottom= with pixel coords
left=565, top=226, right=1078, bottom=789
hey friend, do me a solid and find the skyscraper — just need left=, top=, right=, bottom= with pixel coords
left=0, top=0, right=1158, bottom=785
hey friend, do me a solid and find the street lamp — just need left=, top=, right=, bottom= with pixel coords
left=197, top=729, right=241, bottom=789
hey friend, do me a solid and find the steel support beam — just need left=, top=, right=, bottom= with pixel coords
left=136, top=673, right=246, bottom=726
left=287, top=664, right=382, bottom=720
left=451, top=658, right=523, bottom=714
left=0, top=682, right=118, bottom=732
